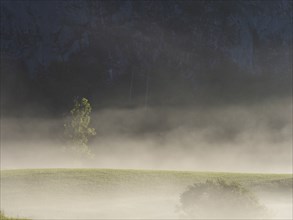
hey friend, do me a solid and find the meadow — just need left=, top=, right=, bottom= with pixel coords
left=1, top=168, right=292, bottom=219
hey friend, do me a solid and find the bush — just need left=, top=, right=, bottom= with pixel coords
left=179, top=178, right=267, bottom=219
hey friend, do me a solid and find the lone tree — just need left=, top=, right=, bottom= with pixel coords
left=64, top=97, right=96, bottom=155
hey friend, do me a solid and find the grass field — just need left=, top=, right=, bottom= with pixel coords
left=1, top=168, right=292, bottom=219
left=0, top=211, right=29, bottom=220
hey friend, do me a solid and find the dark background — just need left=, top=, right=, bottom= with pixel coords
left=1, top=0, right=292, bottom=117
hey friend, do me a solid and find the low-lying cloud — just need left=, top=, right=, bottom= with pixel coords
left=1, top=97, right=292, bottom=173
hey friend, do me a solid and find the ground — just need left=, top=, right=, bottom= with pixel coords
left=1, top=168, right=292, bottom=219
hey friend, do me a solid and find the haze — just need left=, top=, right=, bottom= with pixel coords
left=1, top=1, right=292, bottom=219
left=1, top=97, right=292, bottom=173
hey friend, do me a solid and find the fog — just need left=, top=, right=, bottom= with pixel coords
left=1, top=98, right=292, bottom=219
left=1, top=194, right=292, bottom=219
left=1, top=97, right=292, bottom=173
left=1, top=1, right=292, bottom=219
left=1, top=171, right=292, bottom=219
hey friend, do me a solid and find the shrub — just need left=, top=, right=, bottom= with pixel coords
left=179, top=178, right=267, bottom=219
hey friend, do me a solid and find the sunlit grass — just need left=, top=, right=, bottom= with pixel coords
left=0, top=212, right=29, bottom=220
left=1, top=168, right=291, bottom=195
left=1, top=168, right=291, bottom=219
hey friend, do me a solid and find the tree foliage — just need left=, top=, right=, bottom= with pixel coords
left=64, top=97, right=96, bottom=155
